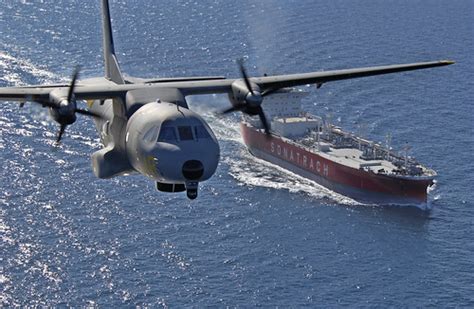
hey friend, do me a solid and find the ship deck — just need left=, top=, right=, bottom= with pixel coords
left=319, top=147, right=396, bottom=174
left=279, top=136, right=399, bottom=175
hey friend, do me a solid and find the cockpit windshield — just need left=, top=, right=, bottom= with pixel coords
left=178, top=126, right=194, bottom=141
left=194, top=125, right=211, bottom=139
left=158, top=124, right=211, bottom=142
left=158, top=126, right=177, bottom=142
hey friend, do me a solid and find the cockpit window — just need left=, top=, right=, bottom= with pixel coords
left=178, top=126, right=194, bottom=141
left=158, top=126, right=177, bottom=142
left=144, top=126, right=159, bottom=143
left=194, top=125, right=211, bottom=139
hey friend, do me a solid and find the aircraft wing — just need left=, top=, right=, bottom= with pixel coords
left=0, top=87, right=53, bottom=102
left=0, top=78, right=232, bottom=103
left=0, top=60, right=453, bottom=103
left=0, top=84, right=132, bottom=102
left=176, top=60, right=454, bottom=95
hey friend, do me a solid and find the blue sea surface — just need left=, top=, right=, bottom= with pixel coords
left=1, top=0, right=473, bottom=307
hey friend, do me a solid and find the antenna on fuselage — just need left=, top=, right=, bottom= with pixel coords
left=101, top=0, right=125, bottom=84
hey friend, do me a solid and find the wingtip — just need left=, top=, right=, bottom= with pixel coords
left=440, top=60, right=455, bottom=65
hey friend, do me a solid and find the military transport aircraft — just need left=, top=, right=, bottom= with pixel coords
left=0, top=0, right=453, bottom=199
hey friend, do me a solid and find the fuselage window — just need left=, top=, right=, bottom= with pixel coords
left=194, top=125, right=211, bottom=139
left=178, top=126, right=194, bottom=141
left=158, top=126, right=177, bottom=142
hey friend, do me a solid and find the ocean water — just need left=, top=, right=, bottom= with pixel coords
left=1, top=0, right=473, bottom=307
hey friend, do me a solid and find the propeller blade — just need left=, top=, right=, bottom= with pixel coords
left=56, top=124, right=67, bottom=143
left=237, top=58, right=255, bottom=96
left=67, top=66, right=81, bottom=104
left=75, top=108, right=102, bottom=118
left=257, top=107, right=270, bottom=135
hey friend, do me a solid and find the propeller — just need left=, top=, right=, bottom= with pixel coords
left=221, top=59, right=273, bottom=135
left=34, top=66, right=102, bottom=143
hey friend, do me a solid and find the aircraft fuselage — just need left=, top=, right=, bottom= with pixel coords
left=83, top=77, right=220, bottom=199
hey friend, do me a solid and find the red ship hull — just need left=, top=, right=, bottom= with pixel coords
left=241, top=123, right=433, bottom=204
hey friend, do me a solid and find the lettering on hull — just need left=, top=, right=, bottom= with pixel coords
left=270, top=141, right=329, bottom=177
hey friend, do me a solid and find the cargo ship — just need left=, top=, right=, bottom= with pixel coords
left=240, top=90, right=436, bottom=205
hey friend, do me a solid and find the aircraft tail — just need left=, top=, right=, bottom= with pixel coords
left=101, top=0, right=125, bottom=84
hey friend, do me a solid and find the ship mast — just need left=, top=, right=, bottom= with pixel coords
left=403, top=143, right=411, bottom=171
left=317, top=120, right=321, bottom=150
left=385, top=133, right=392, bottom=160
left=357, top=123, right=367, bottom=151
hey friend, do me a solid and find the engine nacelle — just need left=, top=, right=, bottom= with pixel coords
left=48, top=89, right=77, bottom=125
left=228, top=80, right=263, bottom=116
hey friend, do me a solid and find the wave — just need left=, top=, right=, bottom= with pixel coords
left=0, top=50, right=64, bottom=86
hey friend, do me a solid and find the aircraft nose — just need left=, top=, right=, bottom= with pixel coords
left=182, top=160, right=204, bottom=180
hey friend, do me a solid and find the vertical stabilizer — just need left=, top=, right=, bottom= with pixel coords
left=102, top=0, right=125, bottom=84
